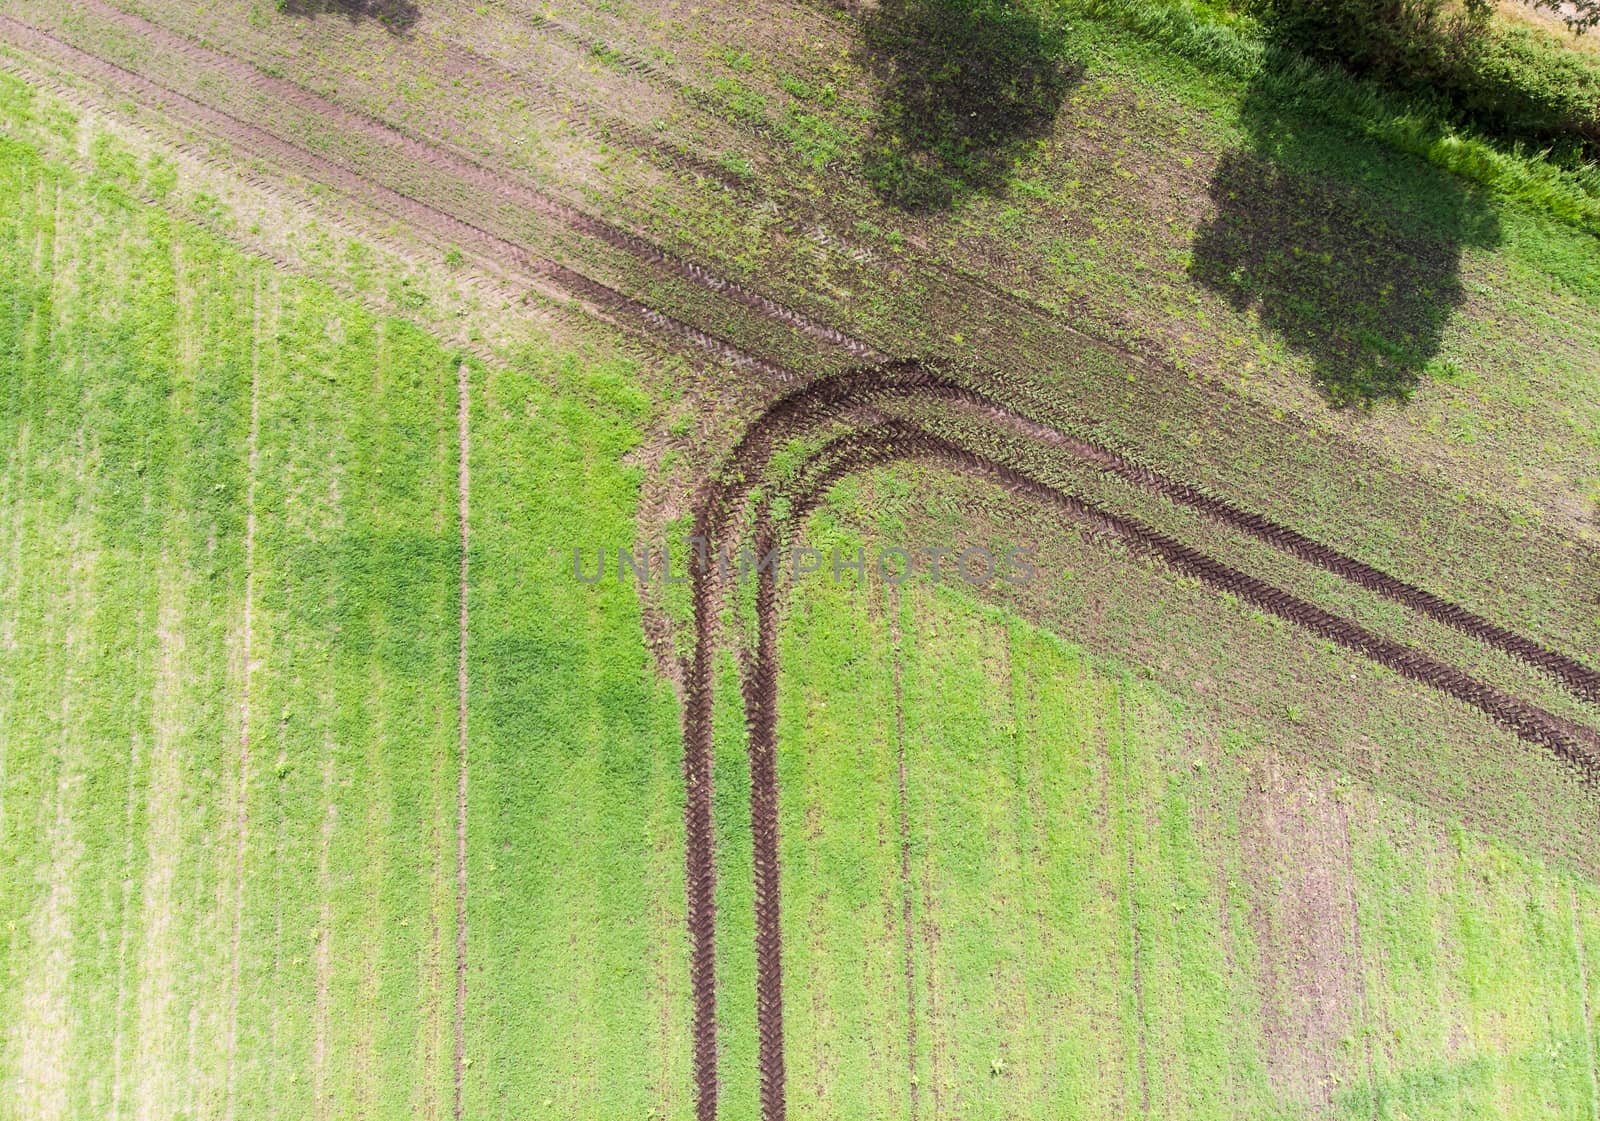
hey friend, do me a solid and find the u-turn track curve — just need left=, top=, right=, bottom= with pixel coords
left=679, top=362, right=1600, bottom=1121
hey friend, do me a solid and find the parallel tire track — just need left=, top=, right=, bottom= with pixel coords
left=15, top=12, right=1599, bottom=1113
left=712, top=363, right=1600, bottom=705
left=704, top=376, right=1600, bottom=1121
left=478, top=0, right=1600, bottom=702
left=740, top=519, right=785, bottom=1121
left=778, top=422, right=1600, bottom=769
left=682, top=515, right=722, bottom=1121
left=0, top=13, right=795, bottom=383
left=16, top=6, right=1596, bottom=706
left=62, top=0, right=877, bottom=361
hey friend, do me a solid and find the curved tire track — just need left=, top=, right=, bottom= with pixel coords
left=17, top=11, right=1599, bottom=1110
left=709, top=363, right=1600, bottom=703
left=471, top=0, right=1600, bottom=702
left=21, top=6, right=1596, bottom=704
left=688, top=366, right=1600, bottom=1121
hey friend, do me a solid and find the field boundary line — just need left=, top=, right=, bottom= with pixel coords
left=886, top=584, right=920, bottom=1121
left=222, top=269, right=261, bottom=1121
left=453, top=361, right=471, bottom=1121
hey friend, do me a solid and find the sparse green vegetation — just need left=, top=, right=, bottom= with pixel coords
left=1, top=0, right=1599, bottom=1117
left=862, top=0, right=1085, bottom=208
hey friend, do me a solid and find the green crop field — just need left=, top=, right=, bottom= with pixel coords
left=2, top=0, right=1599, bottom=1118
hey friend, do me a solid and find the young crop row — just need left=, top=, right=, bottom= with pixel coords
left=6, top=51, right=1600, bottom=1118
left=702, top=527, right=1600, bottom=1117
left=15, top=0, right=1600, bottom=665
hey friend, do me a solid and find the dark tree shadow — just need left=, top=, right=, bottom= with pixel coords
left=1190, top=74, right=1502, bottom=406
left=278, top=0, right=420, bottom=35
left=859, top=0, right=1084, bottom=211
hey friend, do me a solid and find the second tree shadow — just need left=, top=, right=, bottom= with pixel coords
left=860, top=0, right=1084, bottom=211
left=1190, top=80, right=1502, bottom=406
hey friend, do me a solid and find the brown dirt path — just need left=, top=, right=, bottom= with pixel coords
left=1241, top=758, right=1371, bottom=1108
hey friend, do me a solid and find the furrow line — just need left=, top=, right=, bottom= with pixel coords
left=0, top=14, right=799, bottom=385
left=65, top=0, right=876, bottom=361
left=453, top=361, right=471, bottom=1121
left=221, top=268, right=262, bottom=1121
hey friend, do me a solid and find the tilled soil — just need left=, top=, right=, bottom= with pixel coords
left=6, top=6, right=1594, bottom=708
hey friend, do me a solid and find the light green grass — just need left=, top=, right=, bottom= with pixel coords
left=464, top=345, right=691, bottom=1117
left=3, top=62, right=1600, bottom=1121
left=0, top=104, right=462, bottom=1117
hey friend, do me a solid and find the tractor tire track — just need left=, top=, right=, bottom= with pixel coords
left=22, top=6, right=1598, bottom=705
left=740, top=518, right=786, bottom=1121
left=709, top=362, right=1600, bottom=705
left=56, top=0, right=877, bottom=363
left=475, top=0, right=1600, bottom=696
left=697, top=384, right=1600, bottom=1120
left=18, top=14, right=1600, bottom=1114
left=682, top=518, right=722, bottom=1121
left=772, top=420, right=1600, bottom=769
left=0, top=13, right=796, bottom=384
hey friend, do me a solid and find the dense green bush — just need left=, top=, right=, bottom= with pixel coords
left=1256, top=0, right=1486, bottom=81
left=1449, top=26, right=1600, bottom=156
left=1253, top=0, right=1600, bottom=158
